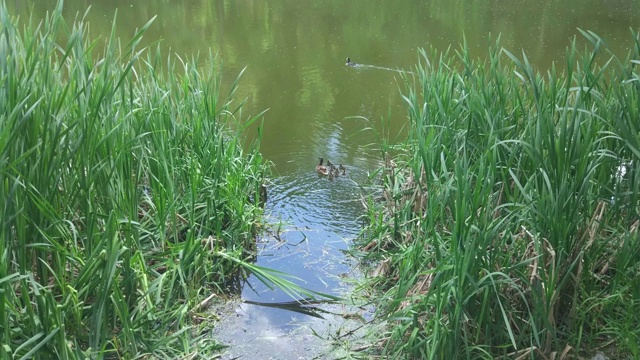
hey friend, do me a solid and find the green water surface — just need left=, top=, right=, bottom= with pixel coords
left=12, top=0, right=640, bottom=171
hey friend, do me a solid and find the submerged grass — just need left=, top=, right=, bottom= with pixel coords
left=360, top=31, right=640, bottom=359
left=0, top=2, right=330, bottom=358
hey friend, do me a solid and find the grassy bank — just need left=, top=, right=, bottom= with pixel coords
left=360, top=32, right=640, bottom=359
left=0, top=3, right=271, bottom=358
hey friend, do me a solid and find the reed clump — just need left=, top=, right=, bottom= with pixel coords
left=0, top=2, right=272, bottom=358
left=360, top=32, right=640, bottom=359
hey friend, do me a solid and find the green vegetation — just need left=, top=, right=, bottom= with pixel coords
left=0, top=2, right=299, bottom=358
left=360, top=32, right=640, bottom=359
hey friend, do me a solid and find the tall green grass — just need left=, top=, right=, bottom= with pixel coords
left=360, top=31, right=640, bottom=359
left=0, top=2, right=278, bottom=358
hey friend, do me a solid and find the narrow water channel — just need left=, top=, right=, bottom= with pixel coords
left=208, top=52, right=406, bottom=359
left=213, top=162, right=376, bottom=359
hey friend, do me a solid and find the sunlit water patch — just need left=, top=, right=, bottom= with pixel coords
left=213, top=163, right=376, bottom=359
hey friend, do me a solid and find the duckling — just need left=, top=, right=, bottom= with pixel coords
left=339, top=164, right=346, bottom=175
left=316, top=157, right=329, bottom=176
left=329, top=164, right=339, bottom=178
left=346, top=57, right=357, bottom=66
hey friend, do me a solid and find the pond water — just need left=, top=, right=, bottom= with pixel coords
left=11, top=0, right=640, bottom=358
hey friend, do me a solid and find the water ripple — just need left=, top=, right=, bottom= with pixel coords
left=265, top=167, right=368, bottom=236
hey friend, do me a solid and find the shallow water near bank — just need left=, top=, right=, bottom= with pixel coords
left=212, top=163, right=377, bottom=359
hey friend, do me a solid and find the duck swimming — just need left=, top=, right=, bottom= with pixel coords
left=339, top=164, right=346, bottom=175
left=316, top=158, right=330, bottom=176
left=346, top=57, right=357, bottom=66
left=331, top=164, right=339, bottom=178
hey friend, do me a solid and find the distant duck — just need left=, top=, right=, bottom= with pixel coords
left=316, top=158, right=330, bottom=176
left=346, top=57, right=357, bottom=66
left=338, top=164, right=346, bottom=175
